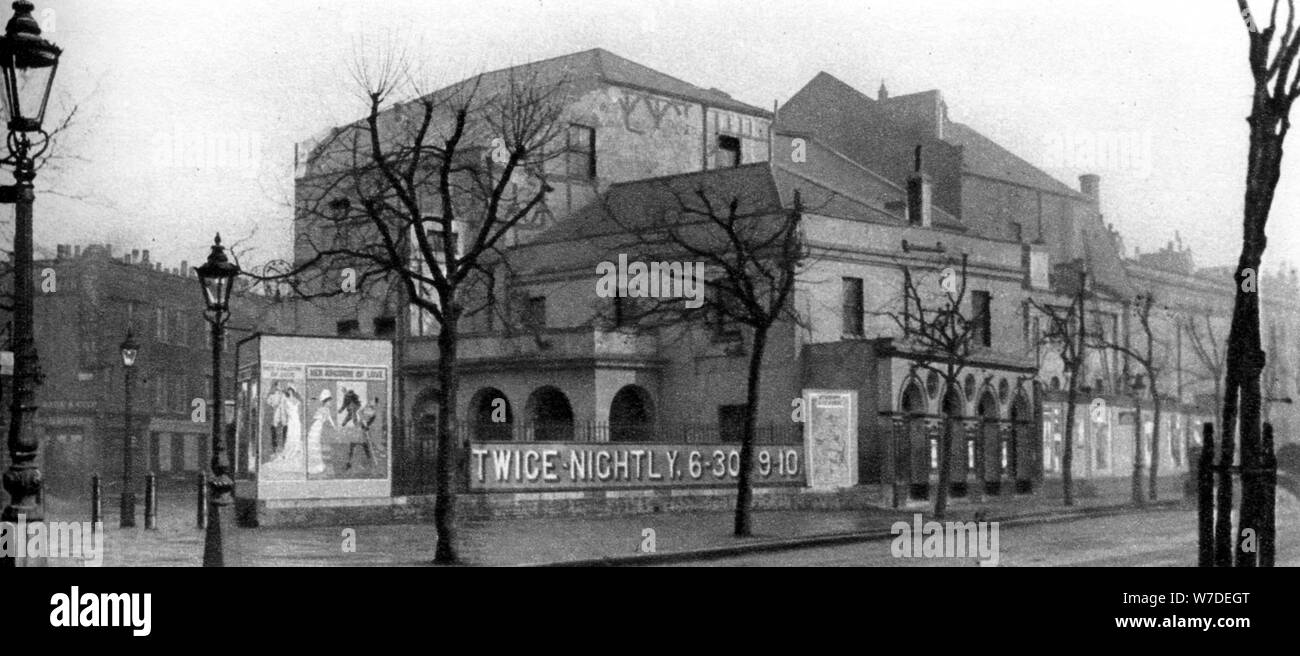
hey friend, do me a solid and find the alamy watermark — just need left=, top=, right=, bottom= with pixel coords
left=151, top=123, right=265, bottom=180
left=0, top=515, right=104, bottom=566
left=596, top=254, right=705, bottom=309
left=1041, top=129, right=1153, bottom=179
left=890, top=513, right=1000, bottom=566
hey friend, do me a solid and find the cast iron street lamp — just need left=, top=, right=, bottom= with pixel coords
left=119, top=330, right=139, bottom=528
left=0, top=0, right=60, bottom=568
left=196, top=234, right=239, bottom=567
left=1130, top=372, right=1147, bottom=504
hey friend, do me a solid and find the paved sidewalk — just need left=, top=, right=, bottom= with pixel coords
left=36, top=478, right=1193, bottom=566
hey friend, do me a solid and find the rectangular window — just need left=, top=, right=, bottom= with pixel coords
left=717, top=135, right=741, bottom=168
left=523, top=296, right=547, bottom=328
left=566, top=124, right=596, bottom=179
left=427, top=228, right=459, bottom=259
left=336, top=319, right=360, bottom=337
left=155, top=307, right=167, bottom=343
left=718, top=405, right=747, bottom=443
left=373, top=316, right=396, bottom=338
left=901, top=270, right=913, bottom=336
left=154, top=374, right=166, bottom=411
left=842, top=277, right=864, bottom=336
left=972, top=291, right=992, bottom=347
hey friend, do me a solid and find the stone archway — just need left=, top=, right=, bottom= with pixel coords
left=526, top=386, right=575, bottom=442
left=1011, top=390, right=1035, bottom=493
left=469, top=387, right=513, bottom=442
left=978, top=390, right=1002, bottom=495
left=609, top=385, right=655, bottom=443
left=900, top=379, right=929, bottom=500
left=942, top=387, right=966, bottom=497
left=405, top=387, right=442, bottom=493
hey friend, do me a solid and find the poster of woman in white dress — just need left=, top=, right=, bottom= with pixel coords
left=259, top=363, right=308, bottom=480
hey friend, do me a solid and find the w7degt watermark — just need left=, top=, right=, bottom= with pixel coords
left=890, top=513, right=999, bottom=566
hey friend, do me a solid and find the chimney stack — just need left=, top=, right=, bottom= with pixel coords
left=1079, top=174, right=1100, bottom=206
left=142, top=249, right=150, bottom=264
left=907, top=145, right=932, bottom=227
left=180, top=260, right=188, bottom=276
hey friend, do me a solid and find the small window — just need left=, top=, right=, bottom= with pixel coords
left=566, top=124, right=596, bottom=179
left=972, top=291, right=992, bottom=347
left=427, top=228, right=459, bottom=258
left=336, top=319, right=360, bottom=336
left=717, top=135, right=741, bottom=168
left=522, top=296, right=547, bottom=328
left=841, top=277, right=864, bottom=336
left=373, top=316, right=396, bottom=337
left=155, top=307, right=167, bottom=342
left=718, top=404, right=747, bottom=443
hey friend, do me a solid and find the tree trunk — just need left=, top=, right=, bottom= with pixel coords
left=734, top=326, right=768, bottom=537
left=1061, top=367, right=1079, bottom=507
left=433, top=304, right=461, bottom=564
left=1132, top=398, right=1145, bottom=506
left=933, top=392, right=955, bottom=519
left=1226, top=105, right=1282, bottom=567
left=1149, top=391, right=1161, bottom=502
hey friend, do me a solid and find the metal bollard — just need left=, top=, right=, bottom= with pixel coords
left=196, top=471, right=208, bottom=529
left=144, top=472, right=157, bottom=530
left=91, top=474, right=102, bottom=528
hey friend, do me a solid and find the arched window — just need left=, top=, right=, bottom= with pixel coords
left=526, top=386, right=575, bottom=442
left=609, top=385, right=655, bottom=442
left=469, top=388, right=513, bottom=442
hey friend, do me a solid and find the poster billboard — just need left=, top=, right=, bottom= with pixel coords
left=802, top=389, right=857, bottom=490
left=237, top=335, right=392, bottom=500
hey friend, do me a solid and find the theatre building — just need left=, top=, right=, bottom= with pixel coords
left=273, top=50, right=1300, bottom=523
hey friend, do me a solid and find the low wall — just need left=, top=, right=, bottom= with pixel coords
left=246, top=484, right=890, bottom=527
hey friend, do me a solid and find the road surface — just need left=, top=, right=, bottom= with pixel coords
left=666, top=505, right=1300, bottom=566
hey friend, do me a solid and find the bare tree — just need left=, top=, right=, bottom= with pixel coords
left=1179, top=310, right=1227, bottom=417
left=604, top=181, right=807, bottom=536
left=1091, top=292, right=1170, bottom=503
left=254, top=51, right=568, bottom=564
left=874, top=252, right=983, bottom=518
left=1228, top=0, right=1300, bottom=567
left=1028, top=260, right=1088, bottom=507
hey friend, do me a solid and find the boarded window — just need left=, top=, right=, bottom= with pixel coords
left=842, top=277, right=864, bottom=336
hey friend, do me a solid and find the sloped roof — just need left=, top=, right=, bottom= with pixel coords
left=943, top=121, right=1087, bottom=200
left=531, top=164, right=786, bottom=247
left=447, top=48, right=769, bottom=116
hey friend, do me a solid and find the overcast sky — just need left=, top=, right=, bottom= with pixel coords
left=15, top=0, right=1299, bottom=278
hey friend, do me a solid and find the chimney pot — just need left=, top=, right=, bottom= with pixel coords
left=1079, top=174, right=1100, bottom=205
left=181, top=260, right=188, bottom=274
left=142, top=249, right=150, bottom=263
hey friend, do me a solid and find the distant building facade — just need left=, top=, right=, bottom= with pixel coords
left=3, top=244, right=275, bottom=496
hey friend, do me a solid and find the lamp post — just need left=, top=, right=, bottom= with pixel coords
left=119, top=330, right=139, bottom=528
left=0, top=0, right=60, bottom=568
left=1129, top=372, right=1147, bottom=505
left=196, top=234, right=239, bottom=567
